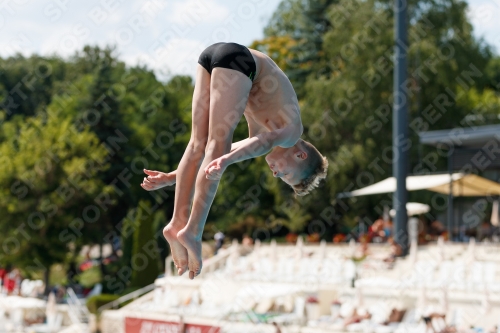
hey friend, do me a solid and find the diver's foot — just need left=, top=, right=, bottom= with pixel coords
left=163, top=223, right=188, bottom=275
left=177, top=229, right=203, bottom=279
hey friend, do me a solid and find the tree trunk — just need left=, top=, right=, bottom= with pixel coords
left=99, top=240, right=106, bottom=277
left=67, top=260, right=77, bottom=287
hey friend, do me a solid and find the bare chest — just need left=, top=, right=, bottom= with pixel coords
left=245, top=90, right=301, bottom=132
left=244, top=54, right=301, bottom=131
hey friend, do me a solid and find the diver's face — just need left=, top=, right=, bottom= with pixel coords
left=265, top=145, right=307, bottom=186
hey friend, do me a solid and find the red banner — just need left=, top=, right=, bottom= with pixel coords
left=125, top=317, right=220, bottom=333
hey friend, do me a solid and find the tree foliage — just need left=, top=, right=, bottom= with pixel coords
left=0, top=111, right=110, bottom=276
left=129, top=201, right=161, bottom=288
left=0, top=49, right=191, bottom=291
left=254, top=0, right=498, bottom=226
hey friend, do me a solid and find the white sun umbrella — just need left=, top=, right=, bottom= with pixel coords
left=383, top=205, right=390, bottom=221
left=408, top=217, right=419, bottom=244
left=390, top=202, right=430, bottom=217
left=409, top=239, right=418, bottom=266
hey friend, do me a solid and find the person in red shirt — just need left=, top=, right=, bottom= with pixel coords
left=0, top=266, right=6, bottom=292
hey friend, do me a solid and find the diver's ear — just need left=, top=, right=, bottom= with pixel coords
left=297, top=151, right=307, bottom=160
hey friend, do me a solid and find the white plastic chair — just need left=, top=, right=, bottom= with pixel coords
left=257, top=258, right=273, bottom=281
left=484, top=262, right=496, bottom=283
left=432, top=261, right=452, bottom=288
left=401, top=309, right=418, bottom=324
left=235, top=257, right=250, bottom=280
left=343, top=260, right=357, bottom=283
left=431, top=317, right=446, bottom=332
left=223, top=258, right=235, bottom=275
left=469, top=262, right=484, bottom=288
left=448, top=308, right=464, bottom=329
left=449, top=263, right=466, bottom=290
left=297, top=258, right=321, bottom=284
left=279, top=258, right=295, bottom=283
left=421, top=262, right=437, bottom=287
left=320, top=259, right=343, bottom=284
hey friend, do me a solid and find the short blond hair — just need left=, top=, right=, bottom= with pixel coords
left=291, top=140, right=328, bottom=196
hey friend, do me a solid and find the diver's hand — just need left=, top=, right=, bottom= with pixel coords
left=204, top=156, right=228, bottom=180
left=141, top=169, right=176, bottom=191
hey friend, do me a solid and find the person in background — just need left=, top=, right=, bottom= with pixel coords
left=369, top=218, right=385, bottom=243
left=0, top=266, right=6, bottom=293
left=353, top=235, right=370, bottom=260
left=343, top=308, right=371, bottom=326
left=422, top=313, right=455, bottom=333
left=383, top=220, right=393, bottom=239
left=242, top=234, right=254, bottom=246
left=5, top=267, right=21, bottom=295
left=383, top=237, right=403, bottom=266
left=214, top=231, right=225, bottom=255
left=429, top=220, right=446, bottom=239
left=479, top=221, right=492, bottom=241
left=418, top=217, right=428, bottom=244
left=384, top=308, right=406, bottom=324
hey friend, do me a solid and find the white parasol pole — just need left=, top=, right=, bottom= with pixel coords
left=491, top=199, right=499, bottom=227
left=296, top=236, right=303, bottom=259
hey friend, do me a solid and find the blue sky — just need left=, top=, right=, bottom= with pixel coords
left=0, top=0, right=498, bottom=80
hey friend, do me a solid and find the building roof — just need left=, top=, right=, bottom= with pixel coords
left=419, top=124, right=500, bottom=148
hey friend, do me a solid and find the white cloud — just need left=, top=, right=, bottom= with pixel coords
left=6, top=0, right=497, bottom=81
left=467, top=1, right=500, bottom=30
left=467, top=0, right=500, bottom=52
left=169, top=0, right=229, bottom=25
left=122, top=38, right=206, bottom=80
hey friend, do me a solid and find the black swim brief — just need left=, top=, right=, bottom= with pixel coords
left=198, top=42, right=257, bottom=81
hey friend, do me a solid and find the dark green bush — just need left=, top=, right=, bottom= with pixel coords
left=86, top=294, right=120, bottom=314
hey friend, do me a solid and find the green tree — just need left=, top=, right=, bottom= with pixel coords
left=129, top=201, right=161, bottom=287
left=245, top=0, right=496, bottom=236
left=77, top=47, right=134, bottom=279
left=0, top=46, right=194, bottom=293
left=1, top=56, right=68, bottom=118
left=0, top=110, right=111, bottom=292
left=302, top=0, right=492, bottom=222
left=260, top=0, right=338, bottom=97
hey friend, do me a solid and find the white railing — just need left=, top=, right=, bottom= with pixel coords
left=162, top=242, right=241, bottom=280
left=97, top=283, right=156, bottom=313
left=66, top=287, right=91, bottom=324
left=198, top=240, right=240, bottom=277
left=164, top=255, right=173, bottom=277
